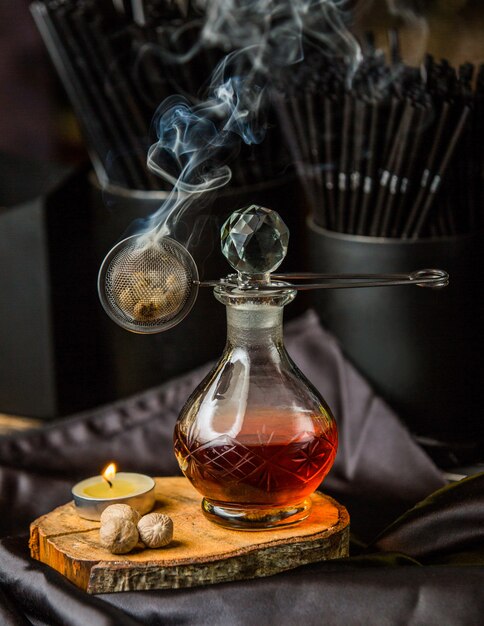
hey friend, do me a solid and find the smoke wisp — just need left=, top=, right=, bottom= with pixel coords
left=140, top=0, right=363, bottom=246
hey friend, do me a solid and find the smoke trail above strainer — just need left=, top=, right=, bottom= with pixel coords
left=385, top=0, right=430, bottom=64
left=137, top=0, right=363, bottom=246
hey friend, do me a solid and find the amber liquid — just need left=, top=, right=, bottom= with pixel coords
left=174, top=413, right=337, bottom=507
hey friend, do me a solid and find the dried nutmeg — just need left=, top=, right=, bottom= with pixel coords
left=133, top=299, right=163, bottom=321
left=137, top=513, right=173, bottom=548
left=99, top=518, right=139, bottom=554
left=100, top=504, right=141, bottom=526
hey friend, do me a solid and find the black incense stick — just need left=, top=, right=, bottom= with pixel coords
left=323, top=96, right=336, bottom=229
left=306, top=91, right=327, bottom=227
left=337, top=95, right=352, bottom=232
left=357, top=101, right=378, bottom=235
left=348, top=99, right=365, bottom=234
left=401, top=101, right=450, bottom=238
left=410, top=106, right=471, bottom=239
left=379, top=102, right=415, bottom=237
left=371, top=99, right=410, bottom=236
left=391, top=105, right=426, bottom=237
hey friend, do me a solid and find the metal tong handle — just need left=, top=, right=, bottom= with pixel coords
left=271, top=269, right=449, bottom=289
left=197, top=269, right=449, bottom=290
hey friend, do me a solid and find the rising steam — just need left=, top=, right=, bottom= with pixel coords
left=385, top=0, right=430, bottom=64
left=141, top=0, right=363, bottom=246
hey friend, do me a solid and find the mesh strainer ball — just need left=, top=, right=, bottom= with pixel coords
left=98, top=235, right=199, bottom=334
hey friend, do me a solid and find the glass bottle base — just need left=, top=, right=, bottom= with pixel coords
left=201, top=497, right=312, bottom=530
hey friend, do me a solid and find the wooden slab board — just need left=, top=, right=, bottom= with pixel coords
left=30, top=477, right=349, bottom=594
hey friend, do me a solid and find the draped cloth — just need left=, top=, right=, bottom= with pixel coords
left=0, top=311, right=482, bottom=625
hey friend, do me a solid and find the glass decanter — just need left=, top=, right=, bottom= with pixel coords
left=174, top=206, right=337, bottom=529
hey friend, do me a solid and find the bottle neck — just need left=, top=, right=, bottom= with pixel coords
left=214, top=283, right=296, bottom=350
left=226, top=305, right=284, bottom=349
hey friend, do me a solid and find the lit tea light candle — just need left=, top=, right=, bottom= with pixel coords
left=72, top=463, right=155, bottom=521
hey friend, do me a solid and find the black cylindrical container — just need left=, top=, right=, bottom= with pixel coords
left=307, top=217, right=484, bottom=465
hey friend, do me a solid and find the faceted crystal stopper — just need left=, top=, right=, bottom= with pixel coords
left=221, top=205, right=289, bottom=276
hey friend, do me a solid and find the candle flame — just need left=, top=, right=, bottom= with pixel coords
left=102, top=462, right=117, bottom=487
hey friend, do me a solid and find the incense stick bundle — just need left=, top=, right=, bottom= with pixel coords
left=32, top=0, right=289, bottom=192
left=407, top=106, right=471, bottom=239
left=274, top=44, right=482, bottom=239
